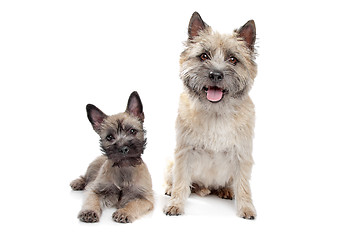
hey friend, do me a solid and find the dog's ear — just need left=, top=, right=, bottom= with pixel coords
left=86, top=104, right=107, bottom=133
left=188, top=11, right=209, bottom=40
left=126, top=91, right=144, bottom=122
left=235, top=20, right=256, bottom=51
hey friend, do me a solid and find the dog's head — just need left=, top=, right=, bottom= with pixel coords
left=86, top=91, right=146, bottom=167
left=180, top=12, right=257, bottom=105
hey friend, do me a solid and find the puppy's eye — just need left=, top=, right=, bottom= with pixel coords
left=106, top=134, right=114, bottom=141
left=129, top=129, right=138, bottom=135
left=228, top=56, right=239, bottom=65
left=199, top=53, right=210, bottom=61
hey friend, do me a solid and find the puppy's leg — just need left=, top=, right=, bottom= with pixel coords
left=70, top=156, right=106, bottom=191
left=164, top=148, right=191, bottom=216
left=234, top=160, right=256, bottom=219
left=78, top=190, right=102, bottom=223
left=113, top=198, right=153, bottom=223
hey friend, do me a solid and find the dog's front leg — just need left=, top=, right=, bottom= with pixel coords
left=164, top=148, right=192, bottom=216
left=113, top=198, right=154, bottom=223
left=78, top=190, right=102, bottom=223
left=234, top=158, right=257, bottom=220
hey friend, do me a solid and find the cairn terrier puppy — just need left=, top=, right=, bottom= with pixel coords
left=164, top=12, right=257, bottom=219
left=70, top=91, right=153, bottom=223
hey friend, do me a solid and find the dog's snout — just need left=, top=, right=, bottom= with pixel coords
left=119, top=146, right=130, bottom=155
left=209, top=71, right=224, bottom=83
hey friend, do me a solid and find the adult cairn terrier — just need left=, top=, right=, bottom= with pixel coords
left=164, top=12, right=257, bottom=219
left=70, top=91, right=153, bottom=223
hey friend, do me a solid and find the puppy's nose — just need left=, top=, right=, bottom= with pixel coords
left=119, top=146, right=130, bottom=155
left=209, top=71, right=224, bottom=83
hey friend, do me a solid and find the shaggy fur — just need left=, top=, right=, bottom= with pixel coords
left=70, top=91, right=153, bottom=223
left=164, top=12, right=257, bottom=219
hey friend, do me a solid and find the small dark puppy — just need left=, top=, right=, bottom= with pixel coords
left=70, top=91, right=153, bottom=223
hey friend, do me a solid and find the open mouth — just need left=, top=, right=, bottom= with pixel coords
left=203, top=86, right=226, bottom=103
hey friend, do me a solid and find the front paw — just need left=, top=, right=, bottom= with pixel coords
left=237, top=203, right=256, bottom=220
left=164, top=205, right=184, bottom=216
left=112, top=209, right=134, bottom=223
left=78, top=210, right=99, bottom=223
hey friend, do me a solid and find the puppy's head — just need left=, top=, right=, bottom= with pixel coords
left=180, top=12, right=257, bottom=105
left=86, top=91, right=146, bottom=167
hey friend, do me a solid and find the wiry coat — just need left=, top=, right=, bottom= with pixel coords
left=164, top=12, right=257, bottom=219
left=71, top=92, right=154, bottom=223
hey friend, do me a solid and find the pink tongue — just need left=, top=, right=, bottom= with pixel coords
left=207, top=87, right=223, bottom=102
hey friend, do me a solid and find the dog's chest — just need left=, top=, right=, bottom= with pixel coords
left=116, top=168, right=134, bottom=187
left=191, top=150, right=236, bottom=188
left=178, top=113, right=247, bottom=153
left=177, top=95, right=254, bottom=152
left=202, top=117, right=240, bottom=150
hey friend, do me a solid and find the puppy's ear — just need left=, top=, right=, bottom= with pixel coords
left=126, top=91, right=144, bottom=122
left=188, top=11, right=209, bottom=40
left=86, top=104, right=107, bottom=133
left=235, top=20, right=256, bottom=51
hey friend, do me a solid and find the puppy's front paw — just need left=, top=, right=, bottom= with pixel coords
left=112, top=209, right=134, bottom=223
left=78, top=210, right=99, bottom=223
left=164, top=205, right=184, bottom=216
left=237, top=203, right=256, bottom=220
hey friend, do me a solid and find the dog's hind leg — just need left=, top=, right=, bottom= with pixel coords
left=70, top=156, right=106, bottom=191
left=164, top=148, right=192, bottom=216
left=191, top=183, right=211, bottom=197
left=70, top=176, right=86, bottom=191
left=212, top=187, right=234, bottom=200
left=164, top=159, right=174, bottom=196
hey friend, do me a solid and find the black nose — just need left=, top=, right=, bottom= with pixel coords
left=209, top=71, right=224, bottom=83
left=119, top=146, right=130, bottom=155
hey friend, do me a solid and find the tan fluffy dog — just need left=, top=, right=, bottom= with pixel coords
left=164, top=12, right=257, bottom=219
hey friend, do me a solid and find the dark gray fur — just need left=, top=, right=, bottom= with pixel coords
left=70, top=91, right=153, bottom=223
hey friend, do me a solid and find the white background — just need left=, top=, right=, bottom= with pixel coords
left=1, top=0, right=359, bottom=239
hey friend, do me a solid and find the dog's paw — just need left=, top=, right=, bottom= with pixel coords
left=164, top=186, right=172, bottom=196
left=164, top=205, right=184, bottom=216
left=70, top=178, right=86, bottom=191
left=195, top=188, right=211, bottom=197
left=78, top=210, right=99, bottom=223
left=112, top=209, right=134, bottom=223
left=191, top=183, right=211, bottom=197
left=237, top=203, right=256, bottom=220
left=213, top=187, right=234, bottom=200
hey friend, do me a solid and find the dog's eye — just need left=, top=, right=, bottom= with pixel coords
left=228, top=56, right=239, bottom=65
left=129, top=129, right=138, bottom=135
left=199, top=53, right=210, bottom=61
left=106, top=134, right=115, bottom=141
